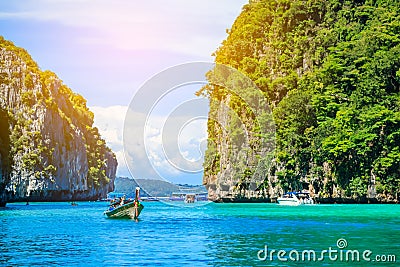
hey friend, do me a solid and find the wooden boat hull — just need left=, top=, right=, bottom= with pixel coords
left=104, top=201, right=144, bottom=219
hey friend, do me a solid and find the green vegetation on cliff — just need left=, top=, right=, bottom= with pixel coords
left=202, top=0, right=400, bottom=202
left=0, top=36, right=117, bottom=203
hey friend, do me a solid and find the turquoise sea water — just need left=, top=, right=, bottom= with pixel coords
left=1, top=202, right=399, bottom=266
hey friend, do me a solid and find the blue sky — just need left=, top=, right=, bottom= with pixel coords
left=0, top=0, right=248, bottom=184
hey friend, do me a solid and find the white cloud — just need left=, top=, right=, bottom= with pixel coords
left=90, top=105, right=129, bottom=177
left=91, top=105, right=208, bottom=183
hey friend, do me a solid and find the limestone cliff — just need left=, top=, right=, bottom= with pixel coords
left=0, top=37, right=117, bottom=206
left=202, top=0, right=400, bottom=203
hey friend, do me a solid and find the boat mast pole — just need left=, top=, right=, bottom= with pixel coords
left=134, top=187, right=140, bottom=219
left=135, top=187, right=140, bottom=202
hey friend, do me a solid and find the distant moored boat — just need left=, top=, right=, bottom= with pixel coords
left=277, top=191, right=314, bottom=206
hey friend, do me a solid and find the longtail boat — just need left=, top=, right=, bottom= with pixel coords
left=104, top=187, right=144, bottom=219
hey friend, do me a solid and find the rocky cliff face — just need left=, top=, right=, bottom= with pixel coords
left=0, top=37, right=117, bottom=206
left=203, top=109, right=276, bottom=202
left=201, top=66, right=276, bottom=202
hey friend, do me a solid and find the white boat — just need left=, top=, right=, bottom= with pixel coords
left=277, top=191, right=314, bottom=206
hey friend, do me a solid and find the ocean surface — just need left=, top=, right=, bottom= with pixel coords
left=0, top=202, right=399, bottom=266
